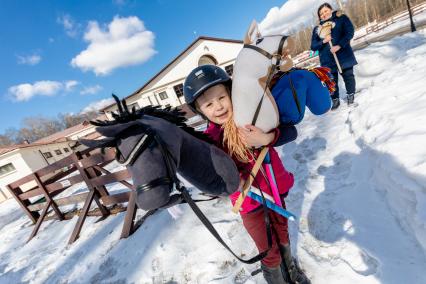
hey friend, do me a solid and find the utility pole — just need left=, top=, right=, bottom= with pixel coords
left=406, top=0, right=417, bottom=32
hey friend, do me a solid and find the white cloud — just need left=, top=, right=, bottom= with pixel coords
left=80, top=85, right=103, bottom=95
left=259, top=0, right=336, bottom=35
left=57, top=14, right=81, bottom=38
left=71, top=16, right=156, bottom=76
left=17, top=54, right=42, bottom=65
left=8, top=80, right=79, bottom=102
left=82, top=98, right=115, bottom=113
left=65, top=80, right=79, bottom=91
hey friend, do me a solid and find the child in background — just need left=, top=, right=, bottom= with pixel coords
left=184, top=65, right=310, bottom=284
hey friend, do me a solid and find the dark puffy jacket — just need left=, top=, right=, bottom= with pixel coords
left=311, top=11, right=357, bottom=72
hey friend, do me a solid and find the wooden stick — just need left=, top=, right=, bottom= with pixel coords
left=232, top=147, right=269, bottom=213
left=329, top=41, right=343, bottom=74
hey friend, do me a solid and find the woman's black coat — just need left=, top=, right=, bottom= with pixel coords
left=311, top=11, right=358, bottom=72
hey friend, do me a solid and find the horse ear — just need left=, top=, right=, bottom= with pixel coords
left=244, top=20, right=260, bottom=44
left=95, top=121, right=140, bottom=137
left=79, top=137, right=116, bottom=149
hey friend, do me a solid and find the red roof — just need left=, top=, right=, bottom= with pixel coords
left=0, top=141, right=70, bottom=156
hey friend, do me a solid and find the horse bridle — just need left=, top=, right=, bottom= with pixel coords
left=243, top=35, right=289, bottom=68
left=116, top=128, right=177, bottom=194
left=243, top=35, right=289, bottom=126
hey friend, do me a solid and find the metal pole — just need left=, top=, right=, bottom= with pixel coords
left=406, top=0, right=417, bottom=32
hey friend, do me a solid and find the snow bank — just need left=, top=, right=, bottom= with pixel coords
left=349, top=29, right=426, bottom=252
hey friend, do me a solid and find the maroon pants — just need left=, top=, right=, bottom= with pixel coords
left=241, top=205, right=289, bottom=267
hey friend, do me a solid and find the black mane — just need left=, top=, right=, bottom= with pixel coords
left=91, top=94, right=212, bottom=144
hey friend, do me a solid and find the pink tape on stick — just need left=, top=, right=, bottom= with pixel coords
left=265, top=164, right=282, bottom=207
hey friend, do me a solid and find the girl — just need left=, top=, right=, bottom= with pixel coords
left=183, top=64, right=310, bottom=284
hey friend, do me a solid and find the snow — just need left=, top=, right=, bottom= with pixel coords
left=1, top=29, right=426, bottom=283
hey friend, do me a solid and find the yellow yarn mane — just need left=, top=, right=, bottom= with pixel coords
left=222, top=115, right=253, bottom=163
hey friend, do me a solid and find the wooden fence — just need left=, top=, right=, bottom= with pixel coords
left=7, top=147, right=152, bottom=244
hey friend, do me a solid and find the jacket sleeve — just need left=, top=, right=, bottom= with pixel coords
left=336, top=15, right=355, bottom=48
left=270, top=125, right=298, bottom=147
left=311, top=26, right=324, bottom=51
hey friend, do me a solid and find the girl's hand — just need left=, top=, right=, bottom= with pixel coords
left=238, top=125, right=275, bottom=148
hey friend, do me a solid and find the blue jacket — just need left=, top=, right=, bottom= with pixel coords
left=311, top=11, right=357, bottom=72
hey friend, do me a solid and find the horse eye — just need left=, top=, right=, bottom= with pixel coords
left=256, top=38, right=264, bottom=45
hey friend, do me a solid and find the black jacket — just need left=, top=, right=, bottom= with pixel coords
left=311, top=11, right=358, bottom=72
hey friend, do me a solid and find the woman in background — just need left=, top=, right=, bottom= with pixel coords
left=311, top=2, right=358, bottom=110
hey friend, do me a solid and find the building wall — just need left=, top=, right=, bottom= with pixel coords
left=0, top=151, right=33, bottom=202
left=0, top=142, right=74, bottom=203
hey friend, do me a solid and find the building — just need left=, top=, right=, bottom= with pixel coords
left=101, top=36, right=243, bottom=117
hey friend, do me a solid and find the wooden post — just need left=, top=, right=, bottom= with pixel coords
left=6, top=185, right=40, bottom=224
left=68, top=152, right=110, bottom=243
left=120, top=190, right=137, bottom=239
left=27, top=200, right=52, bottom=242
left=33, top=173, right=64, bottom=221
left=68, top=189, right=96, bottom=244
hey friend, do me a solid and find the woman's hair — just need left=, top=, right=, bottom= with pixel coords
left=317, top=2, right=333, bottom=19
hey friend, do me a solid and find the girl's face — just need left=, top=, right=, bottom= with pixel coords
left=319, top=6, right=332, bottom=21
left=196, top=84, right=232, bottom=125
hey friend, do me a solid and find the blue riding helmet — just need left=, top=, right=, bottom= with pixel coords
left=183, top=65, right=231, bottom=111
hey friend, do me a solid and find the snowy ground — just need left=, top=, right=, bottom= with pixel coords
left=1, top=30, right=426, bottom=284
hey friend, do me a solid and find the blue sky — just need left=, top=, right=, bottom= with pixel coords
left=0, top=0, right=291, bottom=133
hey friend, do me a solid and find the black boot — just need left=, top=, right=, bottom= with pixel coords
left=280, top=244, right=311, bottom=284
left=331, top=98, right=340, bottom=110
left=347, top=93, right=354, bottom=105
left=261, top=264, right=288, bottom=284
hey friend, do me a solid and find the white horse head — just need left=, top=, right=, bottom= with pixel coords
left=232, top=20, right=295, bottom=132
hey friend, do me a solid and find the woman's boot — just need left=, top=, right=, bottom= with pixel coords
left=280, top=244, right=311, bottom=284
left=261, top=263, right=288, bottom=284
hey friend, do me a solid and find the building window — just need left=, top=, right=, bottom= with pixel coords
left=158, top=91, right=168, bottom=100
left=225, top=64, right=234, bottom=77
left=43, top=152, right=53, bottom=159
left=0, top=163, right=16, bottom=176
left=54, top=149, right=62, bottom=155
left=63, top=148, right=70, bottom=153
left=173, top=84, right=184, bottom=98
left=198, top=55, right=217, bottom=66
